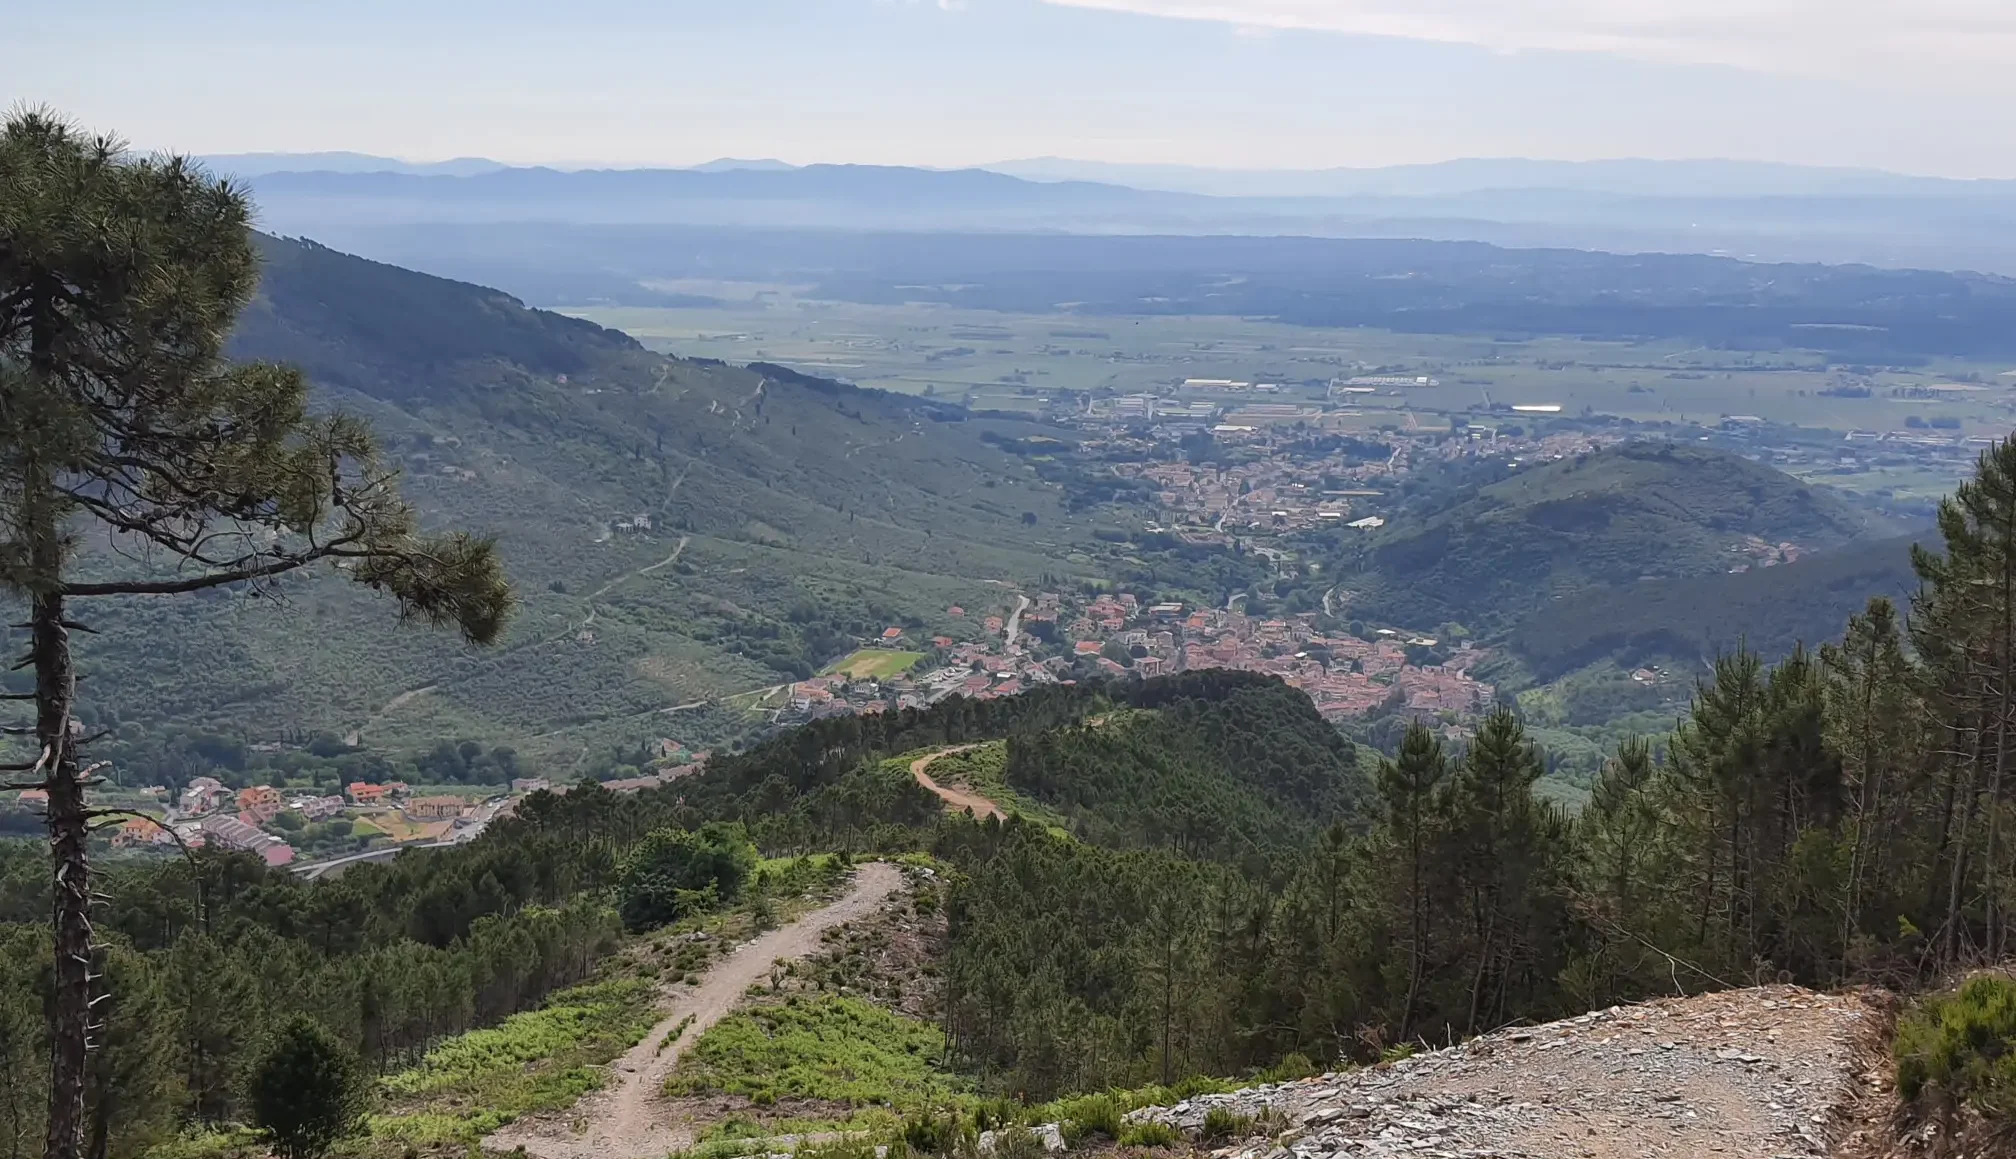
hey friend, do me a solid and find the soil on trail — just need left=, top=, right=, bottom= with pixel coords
left=1139, top=984, right=1888, bottom=1159
left=484, top=862, right=904, bottom=1159
left=909, top=746, right=1006, bottom=821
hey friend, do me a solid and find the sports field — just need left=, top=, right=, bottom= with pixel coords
left=822, top=649, right=925, bottom=680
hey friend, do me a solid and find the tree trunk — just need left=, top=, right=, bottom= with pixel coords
left=35, top=583, right=89, bottom=1159
left=1944, top=728, right=1984, bottom=966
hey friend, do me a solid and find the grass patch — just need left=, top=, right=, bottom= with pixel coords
left=666, top=994, right=964, bottom=1106
left=139, top=1127, right=264, bottom=1159
left=823, top=649, right=925, bottom=680
left=371, top=977, right=657, bottom=1145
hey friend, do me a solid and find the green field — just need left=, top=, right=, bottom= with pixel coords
left=822, top=649, right=925, bottom=680
left=566, top=292, right=2016, bottom=440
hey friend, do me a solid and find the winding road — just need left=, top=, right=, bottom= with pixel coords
left=908, top=746, right=1005, bottom=822
left=484, top=862, right=904, bottom=1159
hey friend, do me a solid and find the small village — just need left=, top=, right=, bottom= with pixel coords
left=80, top=775, right=550, bottom=867
left=782, top=589, right=1495, bottom=731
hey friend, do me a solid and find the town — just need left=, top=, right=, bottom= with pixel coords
left=783, top=591, right=1494, bottom=730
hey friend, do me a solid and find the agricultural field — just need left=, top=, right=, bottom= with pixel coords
left=822, top=649, right=925, bottom=680
left=566, top=292, right=2016, bottom=440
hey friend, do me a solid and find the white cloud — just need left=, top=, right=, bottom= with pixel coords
left=1040, top=0, right=2016, bottom=90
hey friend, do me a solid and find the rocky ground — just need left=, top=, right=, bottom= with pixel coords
left=1130, top=985, right=1889, bottom=1159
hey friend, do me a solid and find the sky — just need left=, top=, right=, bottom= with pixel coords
left=13, top=0, right=2015, bottom=177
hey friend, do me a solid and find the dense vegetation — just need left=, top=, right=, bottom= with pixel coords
left=0, top=670, right=1332, bottom=1155
left=10, top=423, right=2016, bottom=1141
left=1507, top=532, right=1921, bottom=682
left=1333, top=441, right=1881, bottom=635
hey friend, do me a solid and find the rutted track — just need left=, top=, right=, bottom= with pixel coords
left=484, top=862, right=904, bottom=1159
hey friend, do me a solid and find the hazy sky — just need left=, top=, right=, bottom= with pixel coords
left=15, top=0, right=2013, bottom=176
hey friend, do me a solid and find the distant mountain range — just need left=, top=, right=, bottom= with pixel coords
left=213, top=153, right=2016, bottom=275
left=985, top=156, right=2016, bottom=200
left=205, top=151, right=2016, bottom=199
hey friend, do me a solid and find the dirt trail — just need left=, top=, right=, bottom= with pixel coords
left=1139, top=983, right=1886, bottom=1159
left=910, top=746, right=1006, bottom=821
left=484, top=862, right=904, bottom=1159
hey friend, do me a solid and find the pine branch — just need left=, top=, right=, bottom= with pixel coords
left=63, top=545, right=351, bottom=596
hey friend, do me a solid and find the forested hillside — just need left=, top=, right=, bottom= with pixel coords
left=0, top=235, right=1094, bottom=776
left=1336, top=441, right=1884, bottom=634
left=12, top=440, right=2016, bottom=1149
left=1507, top=531, right=1921, bottom=681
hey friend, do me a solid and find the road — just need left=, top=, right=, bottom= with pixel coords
left=291, top=839, right=455, bottom=881
left=1003, top=593, right=1031, bottom=652
left=908, top=746, right=1005, bottom=821
left=484, top=863, right=904, bottom=1159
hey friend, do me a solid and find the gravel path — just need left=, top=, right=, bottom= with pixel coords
left=484, top=862, right=905, bottom=1159
left=1137, top=985, right=1885, bottom=1159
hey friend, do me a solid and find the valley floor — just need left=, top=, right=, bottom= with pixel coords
left=484, top=862, right=904, bottom=1159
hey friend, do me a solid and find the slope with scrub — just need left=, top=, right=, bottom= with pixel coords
left=6, top=235, right=1093, bottom=768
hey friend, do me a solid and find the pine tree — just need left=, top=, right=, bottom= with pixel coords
left=1913, top=438, right=2016, bottom=965
left=1376, top=721, right=1448, bottom=1040
left=1571, top=737, right=1665, bottom=1005
left=0, top=112, right=511, bottom=1159
left=1443, top=709, right=1552, bottom=1035
left=246, top=1017, right=365, bottom=1159
left=1820, top=597, right=1923, bottom=962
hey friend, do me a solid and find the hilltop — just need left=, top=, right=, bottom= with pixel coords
left=15, top=235, right=1090, bottom=766
left=1336, top=441, right=1886, bottom=636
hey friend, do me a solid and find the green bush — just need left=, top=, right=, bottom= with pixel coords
left=971, top=1097, right=1025, bottom=1131
left=1200, top=1106, right=1255, bottom=1141
left=1896, top=975, right=2016, bottom=1113
left=618, top=822, right=759, bottom=932
left=1058, top=1094, right=1123, bottom=1141
left=988, top=1126, right=1047, bottom=1159
left=1259, top=1051, right=1321, bottom=1082
left=900, top=1107, right=968, bottom=1155
left=1116, top=1121, right=1181, bottom=1149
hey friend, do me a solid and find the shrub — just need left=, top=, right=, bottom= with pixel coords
left=1116, top=1121, right=1181, bottom=1148
left=618, top=822, right=759, bottom=932
left=1259, top=1051, right=1321, bottom=1082
left=1896, top=975, right=2016, bottom=1114
left=989, top=1126, right=1047, bottom=1159
left=901, top=1107, right=967, bottom=1155
left=1200, top=1106, right=1255, bottom=1141
left=1058, top=1094, right=1123, bottom=1142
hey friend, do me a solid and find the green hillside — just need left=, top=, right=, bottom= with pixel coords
left=1338, top=441, right=1885, bottom=634
left=1507, top=531, right=1923, bottom=683
left=6, top=236, right=1091, bottom=769
left=670, top=669, right=1367, bottom=866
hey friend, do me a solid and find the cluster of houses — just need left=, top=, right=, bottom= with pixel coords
left=100, top=776, right=501, bottom=867
left=782, top=587, right=1494, bottom=731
